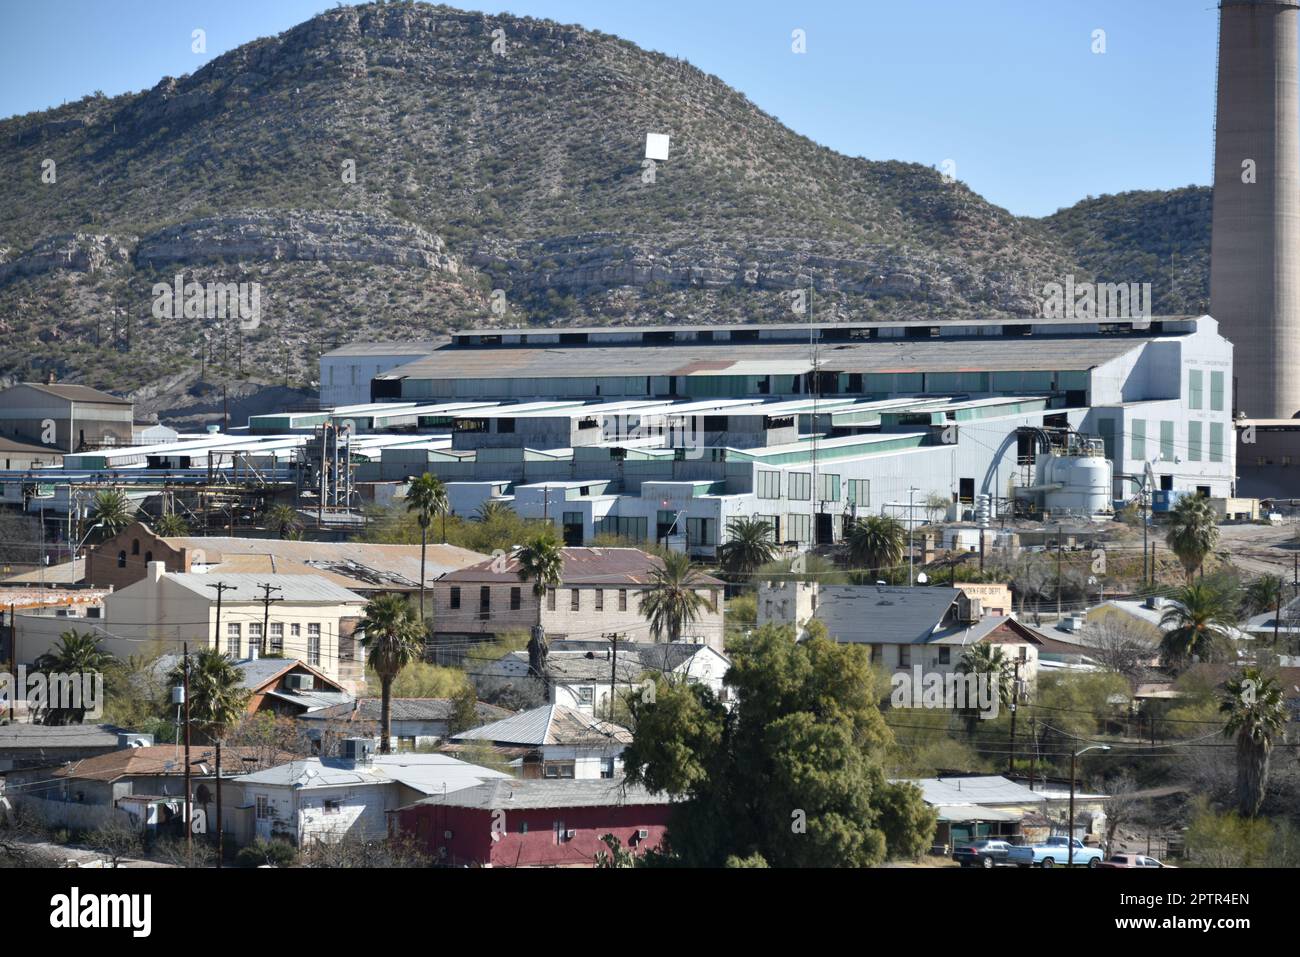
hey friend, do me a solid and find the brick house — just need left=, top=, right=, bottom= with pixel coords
left=397, top=778, right=673, bottom=867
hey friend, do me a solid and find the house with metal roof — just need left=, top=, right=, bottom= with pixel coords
left=447, top=703, right=632, bottom=780
left=296, top=697, right=513, bottom=752
left=0, top=381, right=134, bottom=453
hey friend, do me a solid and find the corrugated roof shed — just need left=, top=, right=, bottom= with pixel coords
left=411, top=777, right=673, bottom=810
left=451, top=703, right=632, bottom=747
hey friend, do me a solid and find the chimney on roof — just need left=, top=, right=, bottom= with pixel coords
left=147, top=560, right=165, bottom=583
left=45, top=370, right=56, bottom=385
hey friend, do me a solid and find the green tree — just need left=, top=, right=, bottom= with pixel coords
left=153, top=513, right=190, bottom=536
left=358, top=593, right=425, bottom=754
left=1159, top=582, right=1238, bottom=667
left=168, top=649, right=251, bottom=743
left=89, top=489, right=134, bottom=538
left=623, top=624, right=935, bottom=867
left=955, top=642, right=1014, bottom=735
left=844, top=515, right=906, bottom=578
left=406, top=473, right=448, bottom=617
left=640, top=552, right=713, bottom=644
left=474, top=499, right=514, bottom=523
left=1244, top=574, right=1286, bottom=645
left=1165, top=493, right=1219, bottom=580
left=515, top=532, right=563, bottom=681
left=34, top=630, right=115, bottom=724
left=1220, top=669, right=1288, bottom=817
left=716, top=517, right=778, bottom=581
left=263, top=504, right=303, bottom=540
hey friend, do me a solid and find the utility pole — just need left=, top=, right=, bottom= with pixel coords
left=907, top=487, right=918, bottom=586
left=215, top=740, right=223, bottom=869
left=1028, top=717, right=1036, bottom=791
left=183, top=644, right=192, bottom=869
left=256, top=583, right=283, bottom=656
left=206, top=582, right=231, bottom=655
left=1007, top=660, right=1021, bottom=778
left=7, top=603, right=15, bottom=722
left=606, top=632, right=622, bottom=722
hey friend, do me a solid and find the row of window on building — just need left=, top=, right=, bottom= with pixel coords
left=224, top=621, right=322, bottom=665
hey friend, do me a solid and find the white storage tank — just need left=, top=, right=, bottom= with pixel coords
left=1039, top=453, right=1113, bottom=517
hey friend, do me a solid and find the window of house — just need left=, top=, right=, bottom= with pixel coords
left=1160, top=421, right=1175, bottom=461
left=1188, top=421, right=1203, bottom=462
left=269, top=622, right=284, bottom=654
left=786, top=513, right=811, bottom=544
left=291, top=623, right=301, bottom=638
left=578, top=686, right=595, bottom=706
left=554, top=819, right=568, bottom=843
left=544, top=762, right=576, bottom=779
left=938, top=647, right=950, bottom=665
left=817, top=473, right=840, bottom=502
left=1209, top=422, right=1225, bottom=463
left=898, top=646, right=911, bottom=668
left=255, top=795, right=269, bottom=820
left=323, top=799, right=341, bottom=815
left=1188, top=369, right=1204, bottom=409
left=226, top=623, right=241, bottom=658
left=618, top=589, right=628, bottom=612
left=248, top=622, right=262, bottom=654
left=595, top=589, right=604, bottom=611
left=307, top=623, right=321, bottom=666
left=546, top=588, right=557, bottom=612
left=449, top=586, right=461, bottom=610
left=686, top=517, right=715, bottom=546
left=788, top=472, right=811, bottom=501
left=479, top=586, right=491, bottom=621
left=601, top=757, right=616, bottom=779
left=510, top=586, right=521, bottom=611
left=144, top=551, right=152, bottom=564
left=131, top=539, right=140, bottom=556
left=571, top=589, right=580, bottom=611
left=117, top=551, right=127, bottom=568
left=756, top=470, right=781, bottom=499
left=1131, top=419, right=1146, bottom=460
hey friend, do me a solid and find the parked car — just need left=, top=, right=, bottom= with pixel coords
left=952, top=839, right=1015, bottom=868
left=1100, top=853, right=1174, bottom=869
left=1007, top=836, right=1105, bottom=868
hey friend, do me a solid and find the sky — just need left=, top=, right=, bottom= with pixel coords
left=0, top=0, right=1221, bottom=217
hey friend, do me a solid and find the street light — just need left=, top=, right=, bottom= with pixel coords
left=73, top=522, right=103, bottom=561
left=1069, top=744, right=1110, bottom=866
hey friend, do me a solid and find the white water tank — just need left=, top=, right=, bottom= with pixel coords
left=1039, top=454, right=1113, bottom=516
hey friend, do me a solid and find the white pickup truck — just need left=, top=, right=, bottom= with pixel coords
left=1007, top=837, right=1104, bottom=868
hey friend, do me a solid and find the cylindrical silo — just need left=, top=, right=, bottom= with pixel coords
left=1209, top=0, right=1300, bottom=419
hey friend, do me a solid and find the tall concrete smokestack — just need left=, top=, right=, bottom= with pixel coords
left=1209, top=0, right=1300, bottom=419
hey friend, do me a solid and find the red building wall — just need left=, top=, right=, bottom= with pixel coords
left=399, top=801, right=671, bottom=867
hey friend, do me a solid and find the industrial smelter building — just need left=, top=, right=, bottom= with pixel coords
left=339, top=315, right=1234, bottom=557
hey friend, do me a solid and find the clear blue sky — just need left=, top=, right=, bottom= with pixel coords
left=0, top=0, right=1220, bottom=217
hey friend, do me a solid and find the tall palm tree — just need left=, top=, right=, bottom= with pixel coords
left=167, top=649, right=250, bottom=743
left=406, top=473, right=449, bottom=617
left=153, top=513, right=190, bottom=537
left=717, top=517, right=778, bottom=581
left=1158, top=582, right=1238, bottom=667
left=640, top=551, right=713, bottom=644
left=34, top=630, right=115, bottom=724
left=474, top=499, right=514, bottom=523
left=264, top=504, right=303, bottom=540
left=1244, top=574, right=1286, bottom=646
left=1220, top=669, right=1288, bottom=817
left=844, top=515, right=907, bottom=579
left=515, top=533, right=564, bottom=680
left=358, top=593, right=425, bottom=754
left=89, top=490, right=134, bottom=538
left=1165, top=494, right=1220, bottom=581
left=956, top=643, right=1015, bottom=734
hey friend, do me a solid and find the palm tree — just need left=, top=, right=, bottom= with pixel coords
left=358, top=593, right=425, bottom=754
left=640, top=551, right=713, bottom=644
left=406, top=473, right=449, bottom=617
left=1220, top=669, right=1288, bottom=817
left=153, top=513, right=190, bottom=537
left=515, top=533, right=564, bottom=681
left=717, top=517, right=778, bottom=581
left=1158, top=582, right=1238, bottom=667
left=34, top=630, right=114, bottom=724
left=167, top=649, right=250, bottom=743
left=89, top=490, right=134, bottom=538
left=474, top=499, right=514, bottom=523
left=1244, top=574, right=1286, bottom=646
left=844, top=515, right=907, bottom=579
left=263, top=504, right=303, bottom=540
left=956, top=643, right=1015, bottom=735
left=1165, top=494, right=1220, bottom=580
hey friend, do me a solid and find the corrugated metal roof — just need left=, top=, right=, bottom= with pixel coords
left=166, top=572, right=367, bottom=604
left=442, top=546, right=723, bottom=587
left=411, top=778, right=673, bottom=810
left=451, top=703, right=632, bottom=747
left=232, top=753, right=509, bottom=793
left=900, top=775, right=1048, bottom=807
left=11, top=382, right=133, bottom=404
left=322, top=340, right=444, bottom=358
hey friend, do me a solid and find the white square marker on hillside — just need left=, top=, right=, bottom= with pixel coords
left=645, top=133, right=671, bottom=161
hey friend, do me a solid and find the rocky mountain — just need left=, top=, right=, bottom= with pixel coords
left=0, top=1, right=1205, bottom=421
